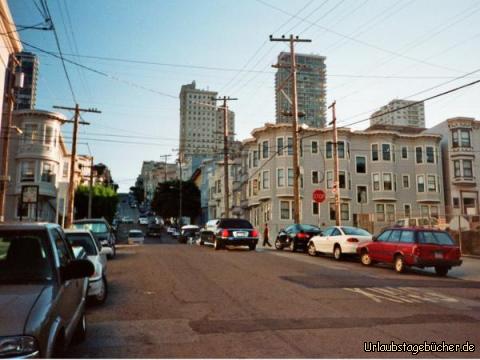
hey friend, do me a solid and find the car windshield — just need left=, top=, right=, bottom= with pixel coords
left=341, top=227, right=371, bottom=236
left=129, top=232, right=143, bottom=238
left=418, top=231, right=455, bottom=246
left=299, top=224, right=321, bottom=232
left=66, top=233, right=98, bottom=256
left=73, top=222, right=108, bottom=233
left=0, top=230, right=53, bottom=284
left=219, top=219, right=253, bottom=229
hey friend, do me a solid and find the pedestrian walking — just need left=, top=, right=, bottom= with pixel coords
left=263, top=223, right=272, bottom=247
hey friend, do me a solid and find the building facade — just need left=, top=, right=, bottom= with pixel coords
left=139, top=160, right=178, bottom=202
left=13, top=51, right=38, bottom=110
left=275, top=52, right=327, bottom=128
left=429, top=117, right=480, bottom=225
left=370, top=99, right=425, bottom=128
left=4, top=109, right=70, bottom=222
left=240, top=123, right=444, bottom=236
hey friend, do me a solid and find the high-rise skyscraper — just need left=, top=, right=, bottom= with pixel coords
left=179, top=81, right=235, bottom=177
left=275, top=52, right=327, bottom=128
left=13, top=52, right=38, bottom=110
left=370, top=99, right=425, bottom=128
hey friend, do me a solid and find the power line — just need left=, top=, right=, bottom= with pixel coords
left=43, top=0, right=77, bottom=103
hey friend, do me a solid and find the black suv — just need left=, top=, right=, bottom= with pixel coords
left=72, top=218, right=116, bottom=259
left=200, top=218, right=259, bottom=251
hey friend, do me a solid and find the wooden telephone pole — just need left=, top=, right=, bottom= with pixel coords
left=53, top=104, right=100, bottom=227
left=0, top=56, right=21, bottom=222
left=328, top=101, right=341, bottom=226
left=213, top=96, right=237, bottom=218
left=270, top=34, right=311, bottom=224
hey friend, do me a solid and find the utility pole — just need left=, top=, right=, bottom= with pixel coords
left=213, top=96, right=237, bottom=218
left=270, top=34, right=311, bottom=224
left=88, top=156, right=94, bottom=218
left=328, top=101, right=341, bottom=226
left=0, top=55, right=22, bottom=222
left=178, top=156, right=183, bottom=227
left=53, top=105, right=100, bottom=227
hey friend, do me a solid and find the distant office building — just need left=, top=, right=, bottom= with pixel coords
left=179, top=81, right=220, bottom=156
left=275, top=52, right=327, bottom=128
left=13, top=51, right=38, bottom=110
left=370, top=99, right=425, bottom=128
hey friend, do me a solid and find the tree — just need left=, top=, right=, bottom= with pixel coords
left=74, top=184, right=119, bottom=223
left=130, top=179, right=144, bottom=204
left=151, top=180, right=200, bottom=221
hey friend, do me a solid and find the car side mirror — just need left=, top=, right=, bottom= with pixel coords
left=372, top=236, right=377, bottom=242
left=61, top=259, right=94, bottom=282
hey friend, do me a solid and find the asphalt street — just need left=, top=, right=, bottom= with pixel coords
left=68, top=234, right=480, bottom=358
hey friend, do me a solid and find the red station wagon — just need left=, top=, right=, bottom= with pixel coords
left=357, top=227, right=462, bottom=276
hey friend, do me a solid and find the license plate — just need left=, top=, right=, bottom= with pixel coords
left=434, top=251, right=443, bottom=259
left=234, top=231, right=247, bottom=237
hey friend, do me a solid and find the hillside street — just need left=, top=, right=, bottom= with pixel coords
left=68, top=234, right=480, bottom=358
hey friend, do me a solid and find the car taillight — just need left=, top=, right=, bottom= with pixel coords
left=413, top=246, right=421, bottom=256
left=454, top=247, right=461, bottom=258
left=251, top=229, right=259, bottom=238
left=297, top=232, right=309, bottom=239
left=221, top=229, right=229, bottom=238
left=346, top=238, right=358, bottom=243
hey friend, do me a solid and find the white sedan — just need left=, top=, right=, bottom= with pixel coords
left=128, top=229, right=145, bottom=244
left=307, top=226, right=372, bottom=260
left=65, top=229, right=109, bottom=304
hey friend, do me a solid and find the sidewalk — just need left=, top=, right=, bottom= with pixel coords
left=445, top=256, right=480, bottom=281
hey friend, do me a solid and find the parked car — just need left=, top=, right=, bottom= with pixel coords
left=178, top=225, right=200, bottom=244
left=72, top=218, right=117, bottom=259
left=65, top=229, right=109, bottom=304
left=394, top=217, right=447, bottom=230
left=147, top=223, right=163, bottom=237
left=121, top=216, right=134, bottom=224
left=128, top=229, right=145, bottom=244
left=200, top=218, right=259, bottom=250
left=0, top=223, right=94, bottom=357
left=166, top=226, right=176, bottom=234
left=307, top=226, right=372, bottom=260
left=138, top=216, right=149, bottom=225
left=275, top=224, right=322, bottom=252
left=357, top=227, right=462, bottom=276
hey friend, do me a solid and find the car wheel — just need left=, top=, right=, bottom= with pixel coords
left=200, top=238, right=204, bottom=245
left=360, top=250, right=372, bottom=266
left=291, top=239, right=297, bottom=252
left=249, top=243, right=256, bottom=251
left=435, top=266, right=449, bottom=276
left=72, top=312, right=86, bottom=344
left=93, top=276, right=108, bottom=305
left=307, top=242, right=317, bottom=257
left=394, top=255, right=406, bottom=273
left=214, top=238, right=222, bottom=250
left=333, top=245, right=342, bottom=261
left=274, top=238, right=283, bottom=250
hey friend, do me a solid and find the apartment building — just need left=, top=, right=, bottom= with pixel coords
left=241, top=123, right=444, bottom=236
left=275, top=52, right=327, bottom=128
left=13, top=51, right=38, bottom=110
left=139, top=160, right=178, bottom=202
left=4, top=109, right=71, bottom=222
left=429, top=117, right=480, bottom=221
left=370, top=99, right=425, bottom=128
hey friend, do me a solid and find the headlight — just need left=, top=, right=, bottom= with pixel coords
left=0, top=336, right=38, bottom=357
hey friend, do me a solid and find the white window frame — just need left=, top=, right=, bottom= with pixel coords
left=356, top=185, right=368, bottom=204
left=325, top=140, right=333, bottom=159
left=416, top=174, right=425, bottom=193
left=311, top=140, right=319, bottom=154
left=262, top=140, right=269, bottom=159
left=382, top=172, right=393, bottom=191
left=287, top=168, right=294, bottom=187
left=381, top=143, right=392, bottom=162
left=401, top=145, right=408, bottom=160
left=402, top=174, right=410, bottom=189
left=371, top=143, right=379, bottom=162
left=262, top=170, right=270, bottom=190
left=276, top=136, right=285, bottom=156
left=415, top=146, right=423, bottom=164
left=276, top=168, right=285, bottom=188
left=425, top=145, right=435, bottom=164
left=311, top=170, right=319, bottom=185
left=279, top=200, right=292, bottom=220
left=355, top=155, right=367, bottom=174
left=404, top=203, right=411, bottom=217
left=372, top=172, right=380, bottom=192
left=427, top=174, right=437, bottom=192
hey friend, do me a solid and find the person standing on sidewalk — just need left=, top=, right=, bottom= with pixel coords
left=263, top=223, right=272, bottom=247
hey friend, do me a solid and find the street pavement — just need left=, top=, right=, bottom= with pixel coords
left=68, top=233, right=480, bottom=358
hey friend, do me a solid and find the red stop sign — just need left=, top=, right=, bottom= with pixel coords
left=312, top=189, right=326, bottom=203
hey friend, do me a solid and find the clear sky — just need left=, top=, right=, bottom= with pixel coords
left=10, top=0, right=480, bottom=192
